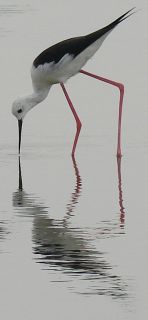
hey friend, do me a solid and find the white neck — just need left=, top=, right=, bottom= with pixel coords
left=23, top=87, right=51, bottom=111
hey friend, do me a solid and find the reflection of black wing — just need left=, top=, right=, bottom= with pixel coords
left=0, top=222, right=8, bottom=241
left=13, top=157, right=128, bottom=298
left=32, top=213, right=128, bottom=298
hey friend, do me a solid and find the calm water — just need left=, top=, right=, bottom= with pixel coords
left=0, top=1, right=148, bottom=319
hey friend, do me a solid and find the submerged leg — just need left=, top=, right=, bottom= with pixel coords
left=79, top=69, right=124, bottom=158
left=60, top=83, right=82, bottom=156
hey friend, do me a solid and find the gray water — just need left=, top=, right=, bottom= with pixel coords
left=0, top=1, right=148, bottom=319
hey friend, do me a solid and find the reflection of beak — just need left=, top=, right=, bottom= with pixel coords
left=18, top=119, right=22, bottom=154
left=18, top=157, right=23, bottom=190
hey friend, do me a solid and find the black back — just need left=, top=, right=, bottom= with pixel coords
left=33, top=8, right=134, bottom=68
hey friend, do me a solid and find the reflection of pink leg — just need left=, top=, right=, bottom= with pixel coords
left=79, top=69, right=124, bottom=158
left=65, top=156, right=82, bottom=219
left=60, top=83, right=82, bottom=156
left=117, top=157, right=125, bottom=226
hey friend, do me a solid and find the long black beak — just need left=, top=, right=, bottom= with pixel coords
left=18, top=119, right=23, bottom=154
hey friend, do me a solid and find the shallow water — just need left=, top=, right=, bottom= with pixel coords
left=0, top=1, right=148, bottom=319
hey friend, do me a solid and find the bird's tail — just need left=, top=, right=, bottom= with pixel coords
left=103, top=7, right=135, bottom=31
left=87, top=8, right=135, bottom=43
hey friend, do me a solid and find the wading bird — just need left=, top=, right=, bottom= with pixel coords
left=12, top=8, right=134, bottom=157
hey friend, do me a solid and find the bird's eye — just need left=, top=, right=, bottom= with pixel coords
left=18, top=108, right=22, bottom=114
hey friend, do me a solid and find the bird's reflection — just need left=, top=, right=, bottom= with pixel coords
left=13, top=156, right=127, bottom=298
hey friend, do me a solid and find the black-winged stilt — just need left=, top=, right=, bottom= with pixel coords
left=12, top=8, right=134, bottom=157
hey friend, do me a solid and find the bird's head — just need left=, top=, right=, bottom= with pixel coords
left=12, top=97, right=30, bottom=121
left=12, top=97, right=30, bottom=154
left=12, top=88, right=49, bottom=154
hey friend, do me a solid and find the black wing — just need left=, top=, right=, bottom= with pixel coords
left=33, top=8, right=134, bottom=68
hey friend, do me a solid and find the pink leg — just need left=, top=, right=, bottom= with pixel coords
left=60, top=83, right=82, bottom=156
left=79, top=69, right=124, bottom=158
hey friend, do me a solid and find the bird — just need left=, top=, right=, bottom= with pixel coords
left=12, top=8, right=135, bottom=157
